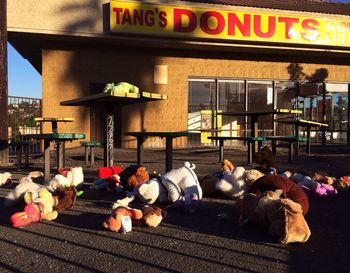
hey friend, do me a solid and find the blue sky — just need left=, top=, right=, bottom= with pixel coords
left=7, top=0, right=350, bottom=98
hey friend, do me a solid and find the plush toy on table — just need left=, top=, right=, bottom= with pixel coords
left=115, top=162, right=202, bottom=213
left=10, top=188, right=58, bottom=227
left=103, top=82, right=139, bottom=94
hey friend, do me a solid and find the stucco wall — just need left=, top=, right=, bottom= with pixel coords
left=42, top=45, right=350, bottom=148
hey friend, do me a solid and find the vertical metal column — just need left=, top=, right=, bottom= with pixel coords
left=105, top=114, right=114, bottom=167
left=322, top=82, right=327, bottom=146
left=0, top=0, right=9, bottom=165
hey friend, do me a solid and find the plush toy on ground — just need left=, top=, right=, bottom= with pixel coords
left=239, top=189, right=311, bottom=244
left=10, top=188, right=59, bottom=227
left=282, top=170, right=337, bottom=197
left=118, top=165, right=150, bottom=192
left=215, top=167, right=264, bottom=199
left=5, top=176, right=56, bottom=207
left=0, top=172, right=12, bottom=187
left=53, top=186, right=78, bottom=212
left=51, top=166, right=84, bottom=188
left=133, top=205, right=167, bottom=228
left=115, top=162, right=202, bottom=213
left=102, top=204, right=143, bottom=232
left=248, top=174, right=309, bottom=215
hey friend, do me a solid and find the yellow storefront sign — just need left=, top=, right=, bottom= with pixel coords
left=110, top=0, right=350, bottom=47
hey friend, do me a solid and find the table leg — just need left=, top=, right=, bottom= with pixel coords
left=306, top=127, right=311, bottom=155
left=136, top=136, right=146, bottom=166
left=85, top=146, right=90, bottom=166
left=91, top=147, right=95, bottom=167
left=165, top=137, right=174, bottom=172
left=248, top=141, right=252, bottom=164
left=57, top=141, right=65, bottom=169
left=251, top=115, right=258, bottom=154
left=219, top=139, right=224, bottom=163
left=288, top=141, right=294, bottom=163
left=16, top=148, right=22, bottom=170
left=271, top=139, right=277, bottom=155
left=52, top=121, right=58, bottom=133
left=295, top=124, right=300, bottom=155
left=44, top=139, right=50, bottom=182
left=24, top=144, right=29, bottom=168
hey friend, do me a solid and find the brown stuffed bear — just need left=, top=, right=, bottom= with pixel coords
left=248, top=174, right=309, bottom=215
left=102, top=205, right=143, bottom=232
left=253, top=146, right=273, bottom=165
left=267, top=198, right=311, bottom=244
left=53, top=186, right=78, bottom=212
left=119, top=165, right=150, bottom=191
left=132, top=206, right=167, bottom=228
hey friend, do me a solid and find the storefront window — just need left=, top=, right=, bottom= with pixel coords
left=247, top=80, right=273, bottom=136
left=218, top=80, right=245, bottom=137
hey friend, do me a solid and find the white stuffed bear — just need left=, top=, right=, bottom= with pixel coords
left=4, top=175, right=58, bottom=207
left=49, top=166, right=84, bottom=188
left=114, top=162, right=202, bottom=208
left=215, top=167, right=264, bottom=199
left=0, top=172, right=12, bottom=186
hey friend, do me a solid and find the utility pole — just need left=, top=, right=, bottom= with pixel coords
left=0, top=0, right=9, bottom=165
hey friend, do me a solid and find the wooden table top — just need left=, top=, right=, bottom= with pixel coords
left=60, top=91, right=168, bottom=106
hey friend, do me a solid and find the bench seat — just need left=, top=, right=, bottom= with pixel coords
left=80, top=141, right=102, bottom=167
left=264, top=136, right=309, bottom=162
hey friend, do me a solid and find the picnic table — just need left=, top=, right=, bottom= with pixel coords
left=276, top=118, right=328, bottom=154
left=61, top=90, right=167, bottom=167
left=24, top=133, right=85, bottom=182
left=35, top=117, right=74, bottom=133
left=126, top=131, right=189, bottom=172
left=218, top=109, right=302, bottom=154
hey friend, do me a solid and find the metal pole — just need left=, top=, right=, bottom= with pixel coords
left=0, top=0, right=9, bottom=165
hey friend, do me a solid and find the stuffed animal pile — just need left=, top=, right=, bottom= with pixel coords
left=114, top=162, right=202, bottom=213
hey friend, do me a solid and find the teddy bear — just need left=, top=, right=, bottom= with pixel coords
left=239, top=189, right=311, bottom=244
left=103, top=82, right=139, bottom=94
left=53, top=186, right=78, bottom=212
left=132, top=205, right=167, bottom=228
left=102, top=204, right=143, bottom=232
left=10, top=188, right=59, bottom=227
left=248, top=174, right=309, bottom=215
left=91, top=174, right=124, bottom=193
left=0, top=172, right=12, bottom=187
left=114, top=162, right=202, bottom=213
left=282, top=170, right=337, bottom=198
left=51, top=166, right=84, bottom=188
left=118, top=165, right=150, bottom=191
left=5, top=176, right=48, bottom=207
left=215, top=167, right=264, bottom=199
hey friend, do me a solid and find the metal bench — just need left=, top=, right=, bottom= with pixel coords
left=80, top=141, right=102, bottom=167
left=264, top=136, right=309, bottom=162
left=208, top=136, right=266, bottom=164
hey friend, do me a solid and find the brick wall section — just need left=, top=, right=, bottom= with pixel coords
left=42, top=47, right=350, bottom=148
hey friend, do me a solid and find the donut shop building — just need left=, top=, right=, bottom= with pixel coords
left=7, top=0, right=350, bottom=148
